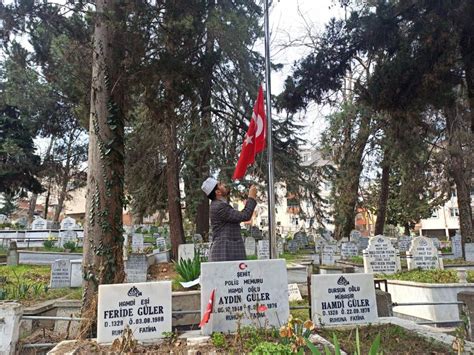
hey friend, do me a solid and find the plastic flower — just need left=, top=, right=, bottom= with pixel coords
left=303, top=320, right=315, bottom=331
left=279, top=326, right=289, bottom=338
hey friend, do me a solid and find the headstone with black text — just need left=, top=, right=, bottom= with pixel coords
left=288, top=283, right=303, bottom=302
left=322, top=244, right=338, bottom=265
left=314, top=236, right=327, bottom=253
left=358, top=237, right=369, bottom=252
left=60, top=217, right=77, bottom=230
left=257, top=240, right=270, bottom=259
left=195, top=242, right=210, bottom=260
left=341, top=242, right=358, bottom=259
left=245, top=237, right=256, bottom=256
left=311, top=273, right=378, bottom=326
left=131, top=234, right=144, bottom=253
left=156, top=237, right=166, bottom=251
left=362, top=235, right=401, bottom=274
left=59, top=230, right=78, bottom=248
left=350, top=230, right=361, bottom=243
left=452, top=232, right=462, bottom=259
left=125, top=254, right=147, bottom=283
left=97, top=281, right=172, bottom=343
left=31, top=217, right=48, bottom=230
left=398, top=236, right=412, bottom=253
left=200, top=259, right=289, bottom=335
left=50, top=259, right=72, bottom=288
left=286, top=239, right=299, bottom=253
left=406, top=236, right=443, bottom=270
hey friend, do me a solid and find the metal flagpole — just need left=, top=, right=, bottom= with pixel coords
left=264, top=0, right=277, bottom=259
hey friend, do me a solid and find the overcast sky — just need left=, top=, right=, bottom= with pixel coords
left=266, top=0, right=344, bottom=145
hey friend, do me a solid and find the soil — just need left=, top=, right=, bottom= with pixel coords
left=18, top=328, right=66, bottom=355
left=319, top=324, right=454, bottom=354
left=148, top=263, right=178, bottom=281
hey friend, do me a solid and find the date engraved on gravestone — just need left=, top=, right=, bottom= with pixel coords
left=341, top=242, right=358, bottom=259
left=257, top=240, right=270, bottom=259
left=50, top=259, right=71, bottom=288
left=311, top=273, right=378, bottom=326
left=125, top=254, right=147, bottom=283
left=200, top=260, right=289, bottom=335
left=97, top=281, right=172, bottom=343
left=363, top=236, right=401, bottom=274
left=407, top=236, right=443, bottom=270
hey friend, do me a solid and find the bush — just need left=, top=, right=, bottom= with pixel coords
left=211, top=332, right=226, bottom=348
left=43, top=239, right=55, bottom=249
left=382, top=269, right=458, bottom=283
left=174, top=251, right=201, bottom=282
left=63, top=241, right=77, bottom=252
left=251, top=342, right=292, bottom=354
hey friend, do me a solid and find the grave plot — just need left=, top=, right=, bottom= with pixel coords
left=363, top=235, right=401, bottom=274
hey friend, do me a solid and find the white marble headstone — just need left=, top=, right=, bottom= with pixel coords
left=195, top=242, right=210, bottom=260
left=200, top=259, right=290, bottom=335
left=452, top=233, right=462, bottom=259
left=288, top=283, right=303, bottom=302
left=97, top=281, right=172, bottom=343
left=257, top=240, right=270, bottom=259
left=314, top=236, right=327, bottom=253
left=31, top=217, right=47, bottom=230
left=50, top=259, right=71, bottom=288
left=407, top=236, right=443, bottom=270
left=322, top=244, right=338, bottom=265
left=362, top=235, right=401, bottom=274
left=245, top=237, right=256, bottom=256
left=70, top=259, right=82, bottom=287
left=60, top=217, right=77, bottom=230
left=156, top=237, right=166, bottom=251
left=131, top=234, right=144, bottom=253
left=311, top=273, right=378, bottom=326
left=349, top=230, right=361, bottom=242
left=59, top=230, right=77, bottom=248
left=178, top=244, right=195, bottom=261
left=0, top=214, right=8, bottom=224
left=398, top=236, right=412, bottom=253
left=340, top=242, right=358, bottom=259
left=125, top=254, right=147, bottom=283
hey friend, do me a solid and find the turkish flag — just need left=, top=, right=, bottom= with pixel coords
left=232, top=85, right=267, bottom=180
left=199, top=289, right=215, bottom=328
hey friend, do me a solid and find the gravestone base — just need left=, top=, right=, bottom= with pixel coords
left=0, top=302, right=23, bottom=355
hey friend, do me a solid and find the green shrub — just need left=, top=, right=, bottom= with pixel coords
left=43, top=239, right=55, bottom=249
left=211, top=332, right=226, bottom=348
left=174, top=251, right=201, bottom=282
left=382, top=269, right=458, bottom=283
left=251, top=342, right=292, bottom=354
left=63, top=241, right=77, bottom=252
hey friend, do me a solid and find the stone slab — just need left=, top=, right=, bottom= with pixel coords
left=257, top=240, right=270, bottom=259
left=363, top=235, right=401, bottom=274
left=97, top=281, right=172, bottom=343
left=200, top=259, right=289, bottom=335
left=50, top=259, right=71, bottom=288
left=125, top=254, right=147, bottom=283
left=311, top=273, right=378, bottom=326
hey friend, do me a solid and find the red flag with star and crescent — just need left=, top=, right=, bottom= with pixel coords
left=232, top=85, right=267, bottom=180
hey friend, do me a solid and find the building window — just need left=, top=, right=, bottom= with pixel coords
left=430, top=210, right=439, bottom=219
left=450, top=208, right=460, bottom=217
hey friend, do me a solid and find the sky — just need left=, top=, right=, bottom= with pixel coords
left=266, top=0, right=345, bottom=145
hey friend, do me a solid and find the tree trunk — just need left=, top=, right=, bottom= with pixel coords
left=445, top=106, right=473, bottom=259
left=334, top=109, right=371, bottom=240
left=195, top=13, right=214, bottom=240
left=27, top=193, right=38, bottom=226
left=81, top=0, right=126, bottom=337
left=374, top=153, right=391, bottom=235
left=43, top=179, right=51, bottom=219
left=53, top=136, right=73, bottom=224
left=165, top=121, right=185, bottom=259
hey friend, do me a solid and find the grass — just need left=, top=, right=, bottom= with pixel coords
left=33, top=247, right=83, bottom=253
left=319, top=324, right=451, bottom=354
left=289, top=299, right=310, bottom=320
left=381, top=269, right=460, bottom=283
left=0, top=265, right=82, bottom=304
